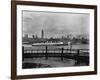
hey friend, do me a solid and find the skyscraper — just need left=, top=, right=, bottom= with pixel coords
left=32, top=34, right=35, bottom=38
left=41, top=29, right=44, bottom=39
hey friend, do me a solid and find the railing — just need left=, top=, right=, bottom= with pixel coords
left=22, top=46, right=89, bottom=62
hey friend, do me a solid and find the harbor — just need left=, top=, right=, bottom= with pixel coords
left=22, top=11, right=90, bottom=69
left=22, top=44, right=89, bottom=69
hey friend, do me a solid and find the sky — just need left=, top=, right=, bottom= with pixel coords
left=22, top=10, right=90, bottom=38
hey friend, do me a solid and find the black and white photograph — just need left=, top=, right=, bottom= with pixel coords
left=22, top=10, right=90, bottom=69
left=11, top=1, right=97, bottom=79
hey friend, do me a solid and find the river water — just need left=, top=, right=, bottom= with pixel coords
left=23, top=44, right=89, bottom=68
left=23, top=44, right=89, bottom=50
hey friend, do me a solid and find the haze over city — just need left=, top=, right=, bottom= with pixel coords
left=22, top=10, right=90, bottom=38
left=22, top=10, right=90, bottom=69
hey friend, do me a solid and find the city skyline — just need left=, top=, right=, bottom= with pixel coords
left=22, top=10, right=90, bottom=38
left=23, top=29, right=89, bottom=39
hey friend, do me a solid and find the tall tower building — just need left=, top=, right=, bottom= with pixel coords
left=41, top=29, right=44, bottom=39
left=32, top=34, right=35, bottom=39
